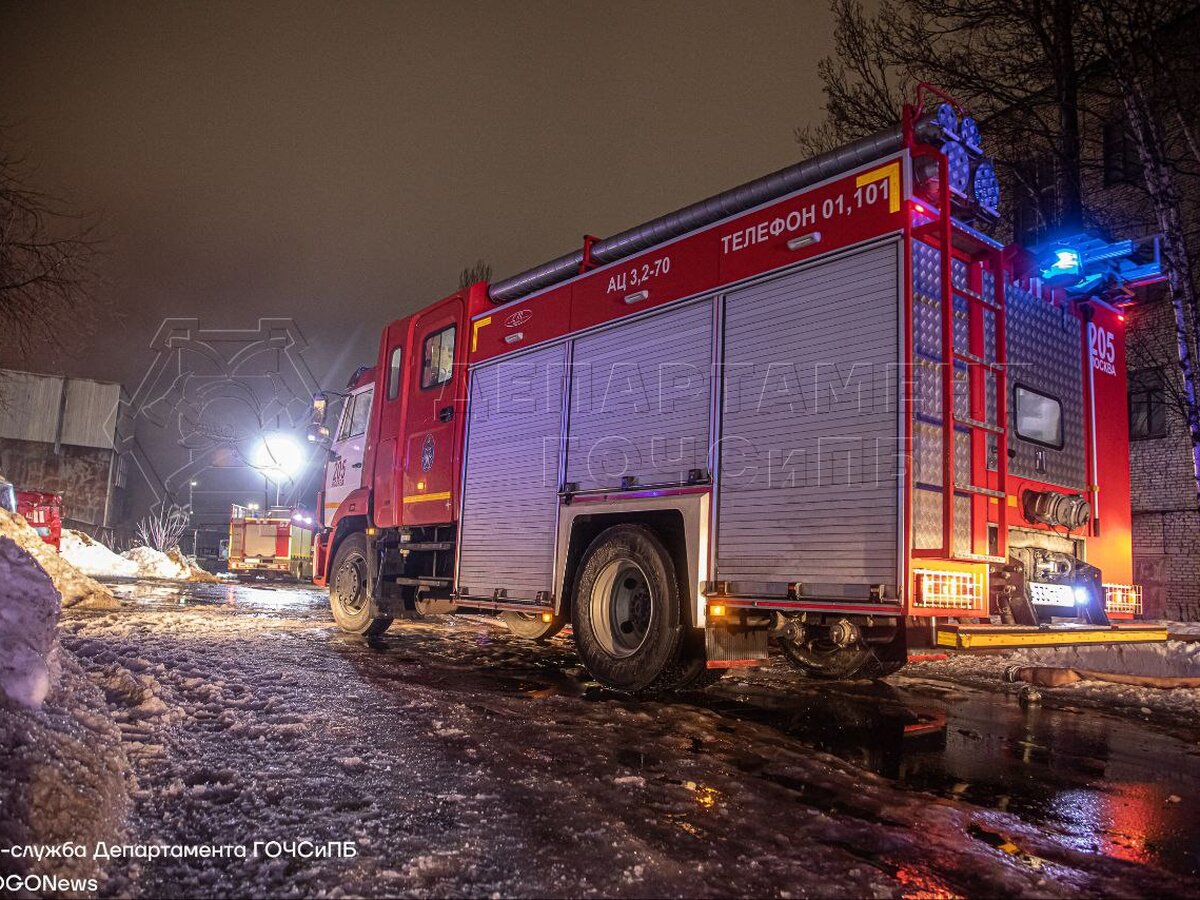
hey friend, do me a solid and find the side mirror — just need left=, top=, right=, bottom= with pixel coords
left=307, top=393, right=333, bottom=447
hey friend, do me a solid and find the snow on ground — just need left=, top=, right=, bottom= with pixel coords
left=122, top=545, right=219, bottom=582
left=45, top=586, right=1197, bottom=897
left=1164, top=620, right=1200, bottom=637
left=0, top=531, right=130, bottom=890
left=0, top=509, right=118, bottom=609
left=905, top=637, right=1200, bottom=725
left=61, top=529, right=140, bottom=578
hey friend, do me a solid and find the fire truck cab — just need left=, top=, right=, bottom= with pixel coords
left=311, top=91, right=1163, bottom=693
left=17, top=490, right=63, bottom=551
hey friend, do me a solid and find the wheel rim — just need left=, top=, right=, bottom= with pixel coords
left=333, top=552, right=367, bottom=615
left=590, top=558, right=653, bottom=658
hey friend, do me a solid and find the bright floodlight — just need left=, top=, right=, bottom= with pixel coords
left=253, top=433, right=305, bottom=483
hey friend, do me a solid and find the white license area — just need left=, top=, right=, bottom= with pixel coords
left=1029, top=582, right=1075, bottom=606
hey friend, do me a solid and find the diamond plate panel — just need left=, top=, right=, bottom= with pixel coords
left=1005, top=280, right=1086, bottom=490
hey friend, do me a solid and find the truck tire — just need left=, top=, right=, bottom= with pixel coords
left=778, top=633, right=905, bottom=680
left=500, top=611, right=565, bottom=641
left=329, top=532, right=392, bottom=637
left=571, top=525, right=699, bottom=694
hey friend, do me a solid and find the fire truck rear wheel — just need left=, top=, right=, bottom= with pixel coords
left=500, top=611, right=565, bottom=641
left=571, top=525, right=698, bottom=694
left=329, top=532, right=392, bottom=637
left=778, top=634, right=904, bottom=680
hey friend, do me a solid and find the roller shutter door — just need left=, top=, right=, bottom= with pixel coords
left=717, top=243, right=902, bottom=591
left=566, top=300, right=713, bottom=491
left=457, top=344, right=565, bottom=599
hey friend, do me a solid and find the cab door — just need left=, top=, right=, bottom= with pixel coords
left=402, top=297, right=465, bottom=526
left=322, top=381, right=373, bottom=527
left=371, top=319, right=411, bottom=528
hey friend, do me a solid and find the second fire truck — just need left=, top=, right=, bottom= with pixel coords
left=310, top=87, right=1163, bottom=693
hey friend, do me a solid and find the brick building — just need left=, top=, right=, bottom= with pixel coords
left=999, top=15, right=1200, bottom=618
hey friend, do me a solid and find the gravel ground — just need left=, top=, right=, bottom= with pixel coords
left=45, top=580, right=1200, bottom=897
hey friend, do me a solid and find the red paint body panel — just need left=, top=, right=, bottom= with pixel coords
left=1084, top=305, right=1133, bottom=583
left=471, top=284, right=571, bottom=364
left=570, top=235, right=720, bottom=332
left=716, top=160, right=904, bottom=285
left=370, top=318, right=414, bottom=528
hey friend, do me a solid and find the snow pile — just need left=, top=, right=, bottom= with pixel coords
left=0, top=536, right=60, bottom=708
left=1008, top=639, right=1200, bottom=679
left=61, top=529, right=139, bottom=577
left=121, top=545, right=219, bottom=582
left=0, top=507, right=118, bottom=609
left=0, top=649, right=130, bottom=889
left=905, top=638, right=1200, bottom=725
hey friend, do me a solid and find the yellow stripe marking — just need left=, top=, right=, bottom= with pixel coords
left=944, top=627, right=1167, bottom=651
left=856, top=161, right=901, bottom=213
left=404, top=491, right=452, bottom=504
left=472, top=317, right=492, bottom=352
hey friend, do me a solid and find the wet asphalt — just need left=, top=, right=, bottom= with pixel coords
left=74, top=577, right=1200, bottom=896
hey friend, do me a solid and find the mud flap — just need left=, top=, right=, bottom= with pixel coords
left=705, top=622, right=768, bottom=669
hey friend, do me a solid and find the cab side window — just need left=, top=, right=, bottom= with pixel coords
left=386, top=346, right=404, bottom=400
left=347, top=388, right=374, bottom=438
left=421, top=326, right=456, bottom=389
left=338, top=388, right=374, bottom=440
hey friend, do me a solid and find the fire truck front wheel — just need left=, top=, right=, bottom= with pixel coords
left=571, top=525, right=699, bottom=694
left=329, top=533, right=393, bottom=637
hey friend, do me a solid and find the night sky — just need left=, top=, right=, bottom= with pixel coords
left=2, top=0, right=842, bottom=517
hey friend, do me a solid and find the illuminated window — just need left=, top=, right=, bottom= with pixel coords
left=1128, top=368, right=1167, bottom=440
left=1014, top=385, right=1063, bottom=449
left=421, top=325, right=456, bottom=389
left=386, top=346, right=403, bottom=400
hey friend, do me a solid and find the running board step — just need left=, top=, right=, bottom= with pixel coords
left=936, top=623, right=1167, bottom=651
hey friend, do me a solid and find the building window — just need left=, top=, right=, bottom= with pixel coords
left=1014, top=385, right=1064, bottom=449
left=1129, top=368, right=1167, bottom=440
left=386, top=346, right=403, bottom=400
left=421, top=326, right=456, bottom=389
left=1102, top=119, right=1141, bottom=186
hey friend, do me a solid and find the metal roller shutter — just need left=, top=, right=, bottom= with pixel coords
left=717, top=243, right=902, bottom=591
left=567, top=300, right=713, bottom=490
left=457, top=344, right=565, bottom=599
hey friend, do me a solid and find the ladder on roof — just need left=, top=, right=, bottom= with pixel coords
left=911, top=150, right=1009, bottom=565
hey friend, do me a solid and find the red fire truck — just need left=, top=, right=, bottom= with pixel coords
left=228, top=504, right=315, bottom=580
left=17, top=490, right=63, bottom=551
left=310, top=87, right=1163, bottom=693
